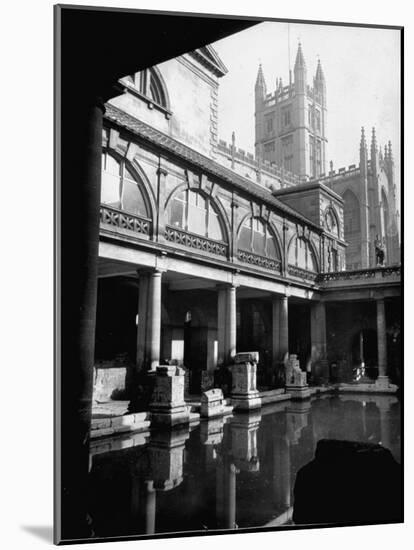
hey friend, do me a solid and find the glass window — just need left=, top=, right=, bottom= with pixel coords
left=101, top=152, right=148, bottom=217
left=238, top=218, right=252, bottom=250
left=208, top=210, right=222, bottom=241
left=288, top=236, right=317, bottom=272
left=188, top=191, right=207, bottom=235
left=167, top=189, right=225, bottom=241
left=253, top=219, right=266, bottom=255
left=238, top=217, right=279, bottom=259
left=169, top=193, right=186, bottom=228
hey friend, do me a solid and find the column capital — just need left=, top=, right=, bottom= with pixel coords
left=216, top=282, right=239, bottom=290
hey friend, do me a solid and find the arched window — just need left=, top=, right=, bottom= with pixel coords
left=288, top=236, right=318, bottom=272
left=324, top=207, right=339, bottom=237
left=101, top=152, right=149, bottom=218
left=238, top=217, right=279, bottom=259
left=343, top=190, right=360, bottom=234
left=126, top=68, right=168, bottom=109
left=167, top=189, right=225, bottom=242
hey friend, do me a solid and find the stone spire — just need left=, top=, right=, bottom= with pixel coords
left=294, top=42, right=306, bottom=70
left=294, top=42, right=307, bottom=94
left=315, top=58, right=325, bottom=82
left=371, top=127, right=378, bottom=156
left=360, top=127, right=368, bottom=179
left=388, top=140, right=393, bottom=162
left=360, top=126, right=367, bottom=153
left=255, top=64, right=267, bottom=97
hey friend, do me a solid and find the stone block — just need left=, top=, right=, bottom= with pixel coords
left=150, top=365, right=189, bottom=428
left=231, top=360, right=262, bottom=411
left=234, top=351, right=259, bottom=364
left=200, top=388, right=224, bottom=418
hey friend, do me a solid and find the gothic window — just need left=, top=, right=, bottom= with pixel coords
left=343, top=190, right=361, bottom=234
left=265, top=114, right=274, bottom=134
left=316, top=140, right=322, bottom=175
left=315, top=110, right=321, bottom=131
left=309, top=136, right=315, bottom=176
left=238, top=217, right=280, bottom=259
left=325, top=207, right=339, bottom=237
left=288, top=236, right=318, bottom=272
left=101, top=152, right=149, bottom=218
left=282, top=107, right=291, bottom=127
left=125, top=68, right=168, bottom=109
left=167, top=189, right=225, bottom=242
left=282, top=134, right=293, bottom=171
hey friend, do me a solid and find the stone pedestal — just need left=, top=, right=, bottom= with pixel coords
left=148, top=428, right=190, bottom=491
left=285, top=354, right=311, bottom=400
left=149, top=366, right=189, bottom=428
left=229, top=411, right=261, bottom=472
left=200, top=388, right=224, bottom=418
left=231, top=353, right=262, bottom=411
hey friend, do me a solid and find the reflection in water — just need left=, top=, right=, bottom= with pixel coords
left=88, top=394, right=400, bottom=538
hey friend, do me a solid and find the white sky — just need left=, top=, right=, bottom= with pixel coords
left=212, top=21, right=400, bottom=189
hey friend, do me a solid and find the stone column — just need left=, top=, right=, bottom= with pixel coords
left=272, top=295, right=289, bottom=366
left=136, top=269, right=163, bottom=373
left=226, top=463, right=238, bottom=529
left=217, top=284, right=237, bottom=365
left=310, top=301, right=328, bottom=382
left=144, top=481, right=156, bottom=535
left=59, top=97, right=104, bottom=539
left=376, top=298, right=387, bottom=378
left=149, top=270, right=163, bottom=372
left=227, top=284, right=237, bottom=362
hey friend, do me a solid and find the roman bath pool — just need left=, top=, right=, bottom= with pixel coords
left=88, top=393, right=401, bottom=539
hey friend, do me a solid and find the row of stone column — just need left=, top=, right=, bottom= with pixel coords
left=134, top=268, right=390, bottom=383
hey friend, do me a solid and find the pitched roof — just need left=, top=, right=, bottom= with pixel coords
left=104, top=103, right=319, bottom=230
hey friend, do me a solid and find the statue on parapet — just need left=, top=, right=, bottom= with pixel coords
left=375, top=235, right=385, bottom=266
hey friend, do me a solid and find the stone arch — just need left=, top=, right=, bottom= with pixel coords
left=101, top=147, right=157, bottom=227
left=165, top=184, right=229, bottom=244
left=236, top=214, right=282, bottom=260
left=287, top=233, right=319, bottom=272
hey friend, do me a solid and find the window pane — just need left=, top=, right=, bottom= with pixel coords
left=288, top=237, right=297, bottom=264
left=101, top=172, right=121, bottom=208
left=208, top=209, right=223, bottom=241
left=105, top=154, right=121, bottom=177
left=121, top=179, right=148, bottom=217
left=188, top=202, right=207, bottom=235
left=253, top=226, right=266, bottom=255
left=297, top=238, right=306, bottom=268
left=169, top=196, right=185, bottom=228
left=267, top=233, right=278, bottom=259
left=238, top=224, right=251, bottom=251
left=307, top=244, right=317, bottom=272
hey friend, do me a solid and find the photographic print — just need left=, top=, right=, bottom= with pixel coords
left=55, top=5, right=402, bottom=544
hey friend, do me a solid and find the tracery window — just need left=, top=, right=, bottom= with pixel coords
left=288, top=236, right=318, bottom=272
left=238, top=217, right=279, bottom=258
left=101, top=152, right=149, bottom=218
left=167, top=189, right=225, bottom=242
left=125, top=68, right=167, bottom=108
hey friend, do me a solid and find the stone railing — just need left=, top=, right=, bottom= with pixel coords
left=100, top=205, right=152, bottom=236
left=164, top=225, right=228, bottom=257
left=288, top=264, right=318, bottom=282
left=237, top=249, right=282, bottom=273
left=318, top=265, right=401, bottom=283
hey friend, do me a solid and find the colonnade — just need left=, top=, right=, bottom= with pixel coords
left=133, top=268, right=393, bottom=389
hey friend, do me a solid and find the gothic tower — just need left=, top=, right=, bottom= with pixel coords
left=254, top=43, right=327, bottom=179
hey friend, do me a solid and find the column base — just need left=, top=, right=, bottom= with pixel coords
left=150, top=404, right=190, bottom=429
left=285, top=385, right=312, bottom=400
left=231, top=392, right=262, bottom=411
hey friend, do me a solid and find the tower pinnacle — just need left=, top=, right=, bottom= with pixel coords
left=294, top=42, right=306, bottom=70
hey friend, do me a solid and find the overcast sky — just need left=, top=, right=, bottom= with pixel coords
left=212, top=21, right=400, bottom=191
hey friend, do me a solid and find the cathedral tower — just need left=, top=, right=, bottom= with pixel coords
left=254, top=43, right=327, bottom=179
